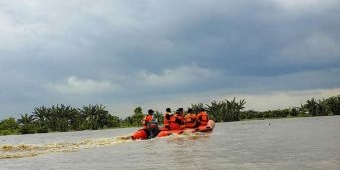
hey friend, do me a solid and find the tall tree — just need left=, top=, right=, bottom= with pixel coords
left=18, top=113, right=35, bottom=125
left=131, top=106, right=144, bottom=126
left=326, top=96, right=340, bottom=115
left=32, top=106, right=50, bottom=133
left=191, top=103, right=204, bottom=114
left=18, top=114, right=37, bottom=134
left=304, top=98, right=319, bottom=116
left=80, top=104, right=109, bottom=130
left=0, top=117, right=19, bottom=135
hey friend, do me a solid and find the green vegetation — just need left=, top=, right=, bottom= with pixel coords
left=0, top=95, right=339, bottom=136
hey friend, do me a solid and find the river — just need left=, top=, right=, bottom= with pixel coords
left=1, top=116, right=339, bottom=170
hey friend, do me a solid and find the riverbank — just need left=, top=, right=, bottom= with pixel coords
left=0, top=114, right=336, bottom=136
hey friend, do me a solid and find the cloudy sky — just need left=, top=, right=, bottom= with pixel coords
left=1, top=0, right=339, bottom=119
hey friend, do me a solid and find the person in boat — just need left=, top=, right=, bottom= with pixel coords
left=163, top=108, right=172, bottom=129
left=178, top=108, right=186, bottom=129
left=169, top=108, right=185, bottom=130
left=184, top=108, right=197, bottom=128
left=142, top=109, right=159, bottom=139
left=197, top=108, right=209, bottom=126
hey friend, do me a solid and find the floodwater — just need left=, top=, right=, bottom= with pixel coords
left=1, top=116, right=339, bottom=170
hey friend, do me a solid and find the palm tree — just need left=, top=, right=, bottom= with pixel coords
left=305, top=98, right=319, bottom=116
left=233, top=98, right=246, bottom=121
left=80, top=104, right=109, bottom=130
left=131, top=106, right=144, bottom=126
left=206, top=100, right=225, bottom=122
left=69, top=109, right=84, bottom=130
left=191, top=103, right=204, bottom=114
left=96, top=104, right=109, bottom=129
left=80, top=105, right=92, bottom=129
left=326, top=96, right=340, bottom=115
left=106, top=114, right=121, bottom=128
left=32, top=106, right=50, bottom=130
left=18, top=113, right=35, bottom=125
left=18, top=114, right=36, bottom=134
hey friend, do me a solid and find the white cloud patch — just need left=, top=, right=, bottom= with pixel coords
left=46, top=77, right=116, bottom=95
left=107, top=87, right=340, bottom=118
left=138, top=64, right=219, bottom=88
left=238, top=88, right=340, bottom=111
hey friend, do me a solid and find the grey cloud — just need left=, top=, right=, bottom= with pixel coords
left=0, top=0, right=339, bottom=118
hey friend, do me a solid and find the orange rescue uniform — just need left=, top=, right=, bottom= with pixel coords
left=163, top=112, right=171, bottom=128
left=143, top=115, right=157, bottom=128
left=197, top=111, right=209, bottom=126
left=169, top=113, right=185, bottom=130
left=184, top=113, right=197, bottom=128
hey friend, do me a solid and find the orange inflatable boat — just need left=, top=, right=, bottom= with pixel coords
left=131, top=120, right=215, bottom=140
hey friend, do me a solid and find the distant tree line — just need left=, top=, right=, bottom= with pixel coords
left=238, top=95, right=340, bottom=120
left=0, top=95, right=339, bottom=135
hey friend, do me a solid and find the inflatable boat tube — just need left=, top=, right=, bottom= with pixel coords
left=131, top=120, right=215, bottom=140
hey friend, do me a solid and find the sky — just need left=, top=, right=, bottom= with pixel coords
left=0, top=0, right=339, bottom=119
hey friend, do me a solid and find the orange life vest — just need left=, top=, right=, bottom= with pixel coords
left=197, top=112, right=208, bottom=126
left=185, top=113, right=197, bottom=128
left=169, top=114, right=185, bottom=130
left=143, top=114, right=158, bottom=128
left=163, top=112, right=171, bottom=127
